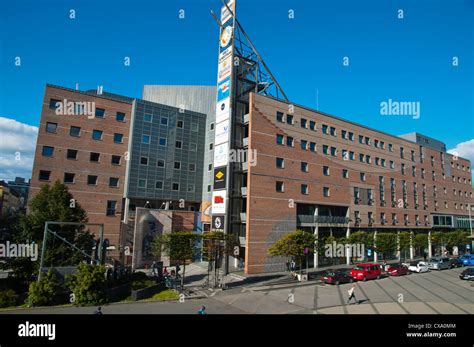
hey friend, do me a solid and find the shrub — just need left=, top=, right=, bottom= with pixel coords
left=67, top=263, right=106, bottom=306
left=0, top=289, right=19, bottom=308
left=131, top=272, right=156, bottom=290
left=149, top=289, right=179, bottom=301
left=27, top=269, right=62, bottom=307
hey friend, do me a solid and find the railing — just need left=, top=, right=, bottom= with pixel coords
left=297, top=215, right=349, bottom=225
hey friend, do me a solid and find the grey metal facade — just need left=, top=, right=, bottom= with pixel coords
left=142, top=85, right=216, bottom=202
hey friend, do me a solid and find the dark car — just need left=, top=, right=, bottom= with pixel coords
left=386, top=264, right=409, bottom=276
left=320, top=270, right=353, bottom=285
left=459, top=268, right=474, bottom=281
left=449, top=257, right=463, bottom=269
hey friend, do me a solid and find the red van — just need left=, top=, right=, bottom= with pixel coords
left=350, top=263, right=382, bottom=281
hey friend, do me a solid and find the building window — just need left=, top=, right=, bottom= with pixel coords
left=111, top=155, right=121, bottom=165
left=309, top=142, right=316, bottom=152
left=301, top=162, right=308, bottom=172
left=341, top=130, right=347, bottom=139
left=286, top=114, right=294, bottom=125
left=39, top=170, right=51, bottom=181
left=209, top=143, right=214, bottom=150
left=189, top=163, right=196, bottom=172
left=176, top=141, right=182, bottom=149
left=155, top=181, right=163, bottom=190
left=342, top=169, right=349, bottom=178
left=381, top=159, right=386, bottom=167
left=90, top=152, right=100, bottom=162
left=70, top=126, right=81, bottom=137
left=116, top=112, right=126, bottom=122
left=374, top=139, right=379, bottom=148
left=301, top=118, right=307, bottom=128
left=138, top=179, right=147, bottom=188
left=172, top=183, right=180, bottom=191
left=286, top=136, right=294, bottom=147
left=276, top=181, right=284, bottom=193
left=140, top=157, right=148, bottom=166
left=322, top=125, right=329, bottom=134
left=92, top=130, right=103, bottom=140
left=276, top=111, right=284, bottom=122
left=187, top=184, right=195, bottom=192
left=390, top=161, right=395, bottom=169
left=401, top=163, right=405, bottom=175
left=309, top=121, right=316, bottom=131
left=207, top=185, right=211, bottom=192
left=157, top=159, right=165, bottom=168
left=67, top=149, right=78, bottom=160
left=358, top=135, right=364, bottom=144
left=64, top=173, right=75, bottom=184
left=323, top=187, right=330, bottom=197
left=330, top=127, right=336, bottom=136
left=209, top=122, right=214, bottom=130
left=42, top=146, right=54, bottom=157
left=349, top=151, right=355, bottom=160
left=142, top=134, right=151, bottom=144
left=301, top=184, right=309, bottom=195
left=174, top=162, right=181, bottom=170
left=159, top=137, right=167, bottom=146
left=46, top=122, right=58, bottom=133
left=114, top=133, right=124, bottom=143
left=95, top=108, right=105, bottom=118
left=161, top=117, right=169, bottom=126
left=322, top=145, right=329, bottom=155
left=348, top=132, right=354, bottom=141
left=323, top=166, right=330, bottom=176
left=380, top=141, right=385, bottom=149
left=365, top=137, right=370, bottom=145
left=144, top=114, right=153, bottom=122
left=330, top=147, right=337, bottom=156
left=366, top=155, right=371, bottom=164
left=208, top=164, right=213, bottom=171
left=375, top=157, right=380, bottom=166
left=49, top=99, right=60, bottom=110
left=276, top=157, right=285, bottom=169
left=360, top=172, right=366, bottom=182
left=388, top=144, right=393, bottom=152
left=109, top=177, right=119, bottom=188
left=359, top=153, right=364, bottom=162
left=106, top=201, right=116, bottom=216
left=87, top=175, right=98, bottom=185
left=301, top=140, right=308, bottom=150
left=177, top=120, right=184, bottom=128
left=276, top=134, right=284, bottom=145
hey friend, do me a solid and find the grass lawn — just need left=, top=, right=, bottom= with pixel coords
left=146, top=290, right=179, bottom=301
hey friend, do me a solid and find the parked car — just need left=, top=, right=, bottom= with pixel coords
left=449, top=257, right=464, bottom=269
left=320, top=270, right=353, bottom=285
left=350, top=263, right=382, bottom=281
left=460, top=254, right=474, bottom=266
left=386, top=264, right=409, bottom=276
left=459, top=268, right=474, bottom=280
left=408, top=261, right=430, bottom=273
left=427, top=257, right=451, bottom=270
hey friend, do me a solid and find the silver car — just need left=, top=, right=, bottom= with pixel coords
left=427, top=257, right=451, bottom=270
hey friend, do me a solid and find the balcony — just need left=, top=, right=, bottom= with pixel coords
left=241, top=186, right=247, bottom=197
left=297, top=215, right=349, bottom=226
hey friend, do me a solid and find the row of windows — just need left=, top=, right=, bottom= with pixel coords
left=49, top=99, right=126, bottom=122
left=136, top=179, right=195, bottom=192
left=46, top=122, right=124, bottom=143
left=275, top=180, right=330, bottom=197
left=354, top=211, right=430, bottom=225
left=142, top=114, right=201, bottom=132
left=41, top=146, right=122, bottom=164
left=38, top=170, right=120, bottom=187
left=139, top=157, right=196, bottom=172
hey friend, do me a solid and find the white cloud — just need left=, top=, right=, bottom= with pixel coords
left=0, top=117, right=38, bottom=181
left=448, top=139, right=474, bottom=164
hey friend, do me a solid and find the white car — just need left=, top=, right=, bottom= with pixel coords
left=408, top=262, right=430, bottom=273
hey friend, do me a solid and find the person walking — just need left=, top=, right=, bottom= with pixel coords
left=198, top=306, right=206, bottom=315
left=94, top=306, right=103, bottom=315
left=347, top=285, right=358, bottom=304
left=423, top=251, right=427, bottom=262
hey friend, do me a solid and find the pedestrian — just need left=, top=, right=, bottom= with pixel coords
left=423, top=251, right=427, bottom=261
left=151, top=261, right=157, bottom=276
left=94, top=306, right=103, bottom=315
left=290, top=259, right=296, bottom=272
left=163, top=266, right=169, bottom=276
left=347, top=285, right=358, bottom=304
left=285, top=260, right=290, bottom=272
left=176, top=264, right=181, bottom=277
left=198, top=306, right=206, bottom=315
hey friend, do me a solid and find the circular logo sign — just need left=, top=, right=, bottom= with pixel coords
left=220, top=26, right=233, bottom=48
left=215, top=217, right=222, bottom=228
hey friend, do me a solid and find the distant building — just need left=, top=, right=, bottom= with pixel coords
left=7, top=177, right=30, bottom=209
left=0, top=181, right=22, bottom=217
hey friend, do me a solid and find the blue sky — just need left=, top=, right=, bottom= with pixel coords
left=0, top=0, right=473, bottom=180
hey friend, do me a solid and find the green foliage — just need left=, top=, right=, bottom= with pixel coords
left=66, top=263, right=106, bottom=306
left=131, top=272, right=156, bottom=290
left=27, top=269, right=62, bottom=307
left=268, top=229, right=316, bottom=272
left=413, top=233, right=428, bottom=251
left=149, top=289, right=179, bottom=301
left=446, top=230, right=469, bottom=248
left=0, top=289, right=19, bottom=308
left=398, top=232, right=411, bottom=252
left=374, top=232, right=398, bottom=258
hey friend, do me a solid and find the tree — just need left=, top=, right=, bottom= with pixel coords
left=152, top=231, right=200, bottom=289
left=398, top=232, right=411, bottom=260
left=27, top=268, right=62, bottom=307
left=374, top=233, right=397, bottom=260
left=413, top=233, right=428, bottom=256
left=446, top=230, right=469, bottom=252
left=268, top=229, right=316, bottom=275
left=1, top=181, right=93, bottom=285
left=66, top=262, right=106, bottom=305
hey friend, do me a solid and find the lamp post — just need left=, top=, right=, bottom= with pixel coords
left=304, top=247, right=310, bottom=274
